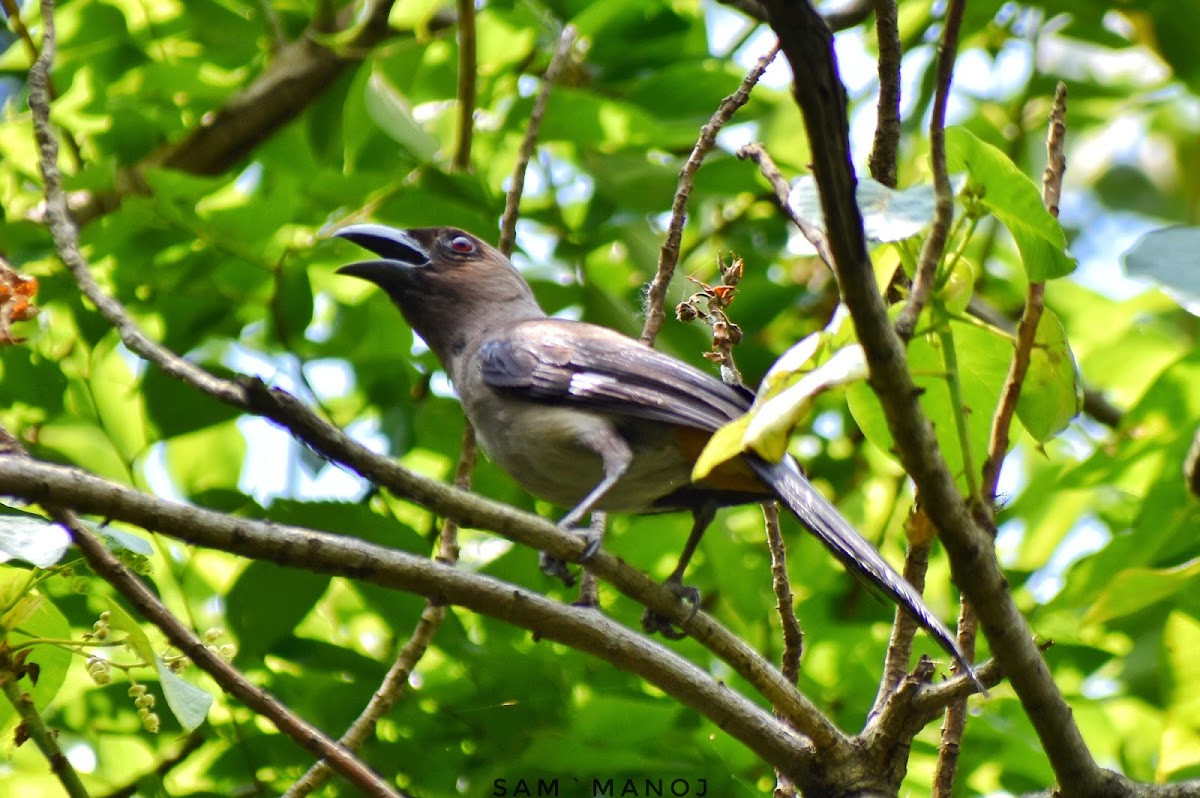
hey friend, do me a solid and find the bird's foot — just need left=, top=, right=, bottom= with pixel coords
left=539, top=531, right=602, bottom=588
left=539, top=551, right=576, bottom=587
left=640, top=578, right=702, bottom=640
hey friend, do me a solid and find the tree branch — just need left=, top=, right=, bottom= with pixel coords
left=641, top=43, right=779, bottom=345
left=755, top=1, right=1124, bottom=794
left=870, top=512, right=932, bottom=714
left=451, top=0, right=476, bottom=172
left=934, top=79, right=1069, bottom=798
left=737, top=141, right=834, bottom=269
left=0, top=455, right=838, bottom=789
left=867, top=0, right=901, bottom=187
left=31, top=0, right=412, bottom=227
left=285, top=422, right=475, bottom=798
left=1, top=647, right=89, bottom=798
left=892, top=0, right=964, bottom=340
left=498, top=24, right=578, bottom=258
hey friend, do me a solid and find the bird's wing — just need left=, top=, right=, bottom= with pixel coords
left=479, top=319, right=751, bottom=431
left=481, top=319, right=983, bottom=690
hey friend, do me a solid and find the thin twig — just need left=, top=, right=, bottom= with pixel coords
left=259, top=0, right=287, bottom=52
left=979, top=82, right=1067, bottom=503
left=870, top=511, right=932, bottom=716
left=577, top=511, right=606, bottom=607
left=26, top=4, right=398, bottom=794
left=439, top=423, right=476, bottom=566
left=1187, top=425, right=1200, bottom=499
left=680, top=259, right=797, bottom=788
left=934, top=82, right=1068, bottom=798
left=867, top=0, right=902, bottom=187
left=759, top=1, right=1117, bottom=794
left=68, top=513, right=403, bottom=798
left=285, top=426, right=474, bottom=798
left=764, top=501, right=801, bottom=798
left=452, top=0, right=476, bottom=172
left=641, top=43, right=779, bottom=345
left=1, top=0, right=83, bottom=168
left=893, top=0, right=965, bottom=340
left=498, top=24, right=578, bottom=257
left=736, top=142, right=834, bottom=269
left=932, top=594, right=980, bottom=798
left=1, top=649, right=90, bottom=798
left=1040, top=86, right=1068, bottom=221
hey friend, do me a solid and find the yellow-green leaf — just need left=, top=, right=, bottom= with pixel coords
left=1017, top=308, right=1083, bottom=443
left=691, top=414, right=751, bottom=483
left=744, top=345, right=868, bottom=462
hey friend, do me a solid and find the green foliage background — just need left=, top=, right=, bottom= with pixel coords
left=2, top=0, right=1200, bottom=795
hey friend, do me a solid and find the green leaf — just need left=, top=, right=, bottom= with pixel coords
left=692, top=414, right=752, bottom=483
left=88, top=331, right=153, bottom=468
left=1016, top=308, right=1083, bottom=442
left=272, top=257, right=315, bottom=344
left=1163, top=611, right=1200, bottom=770
left=227, top=561, right=330, bottom=660
left=946, top=127, right=1076, bottom=281
left=789, top=176, right=963, bottom=243
left=163, top=420, right=246, bottom=498
left=513, top=89, right=671, bottom=151
left=388, top=0, right=445, bottom=32
left=1085, top=558, right=1200, bottom=624
left=848, top=317, right=1012, bottom=487
left=363, top=68, right=440, bottom=163
left=1122, top=225, right=1200, bottom=312
left=105, top=597, right=157, bottom=665
left=1, top=593, right=44, bottom=631
left=0, top=587, right=71, bottom=731
left=475, top=8, right=536, bottom=75
left=154, top=655, right=213, bottom=733
left=744, top=345, right=868, bottom=462
left=0, top=512, right=71, bottom=568
left=143, top=364, right=242, bottom=440
left=36, top=418, right=133, bottom=485
left=98, top=526, right=154, bottom=556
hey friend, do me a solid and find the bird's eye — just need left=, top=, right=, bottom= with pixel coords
left=448, top=235, right=475, bottom=254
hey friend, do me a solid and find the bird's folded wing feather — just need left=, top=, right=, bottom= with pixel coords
left=481, top=321, right=982, bottom=687
left=479, top=319, right=751, bottom=431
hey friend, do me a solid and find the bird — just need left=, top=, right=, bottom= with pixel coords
left=334, top=222, right=982, bottom=691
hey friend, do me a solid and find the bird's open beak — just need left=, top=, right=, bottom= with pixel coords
left=334, top=224, right=430, bottom=278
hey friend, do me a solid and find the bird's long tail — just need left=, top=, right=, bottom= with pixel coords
left=747, top=455, right=986, bottom=695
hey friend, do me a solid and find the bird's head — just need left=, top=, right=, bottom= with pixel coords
left=333, top=223, right=544, bottom=360
left=335, top=224, right=502, bottom=284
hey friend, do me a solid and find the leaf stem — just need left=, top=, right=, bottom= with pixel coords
left=936, top=322, right=980, bottom=505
